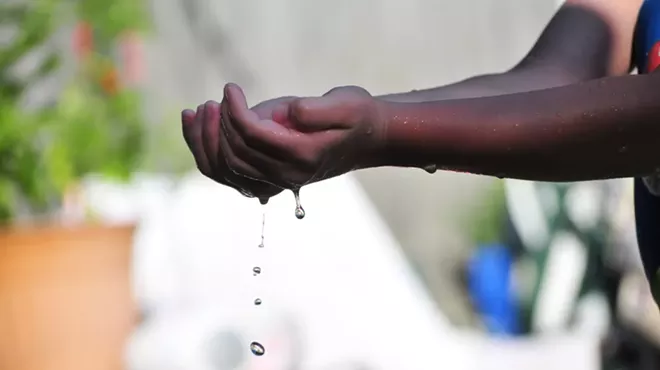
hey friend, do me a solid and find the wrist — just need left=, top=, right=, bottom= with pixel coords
left=360, top=99, right=471, bottom=171
left=356, top=97, right=391, bottom=170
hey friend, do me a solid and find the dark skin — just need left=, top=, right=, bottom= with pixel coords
left=182, top=0, right=645, bottom=202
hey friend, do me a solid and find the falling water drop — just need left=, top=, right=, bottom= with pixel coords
left=250, top=341, right=265, bottom=356
left=423, top=164, right=437, bottom=174
left=258, top=208, right=265, bottom=248
left=253, top=267, right=261, bottom=276
left=254, top=298, right=262, bottom=306
left=293, top=189, right=305, bottom=219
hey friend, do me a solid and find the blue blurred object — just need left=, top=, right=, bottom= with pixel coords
left=634, top=0, right=660, bottom=73
left=468, top=244, right=519, bottom=335
left=634, top=0, right=660, bottom=286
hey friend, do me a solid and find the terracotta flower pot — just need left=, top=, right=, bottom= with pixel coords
left=0, top=223, right=138, bottom=370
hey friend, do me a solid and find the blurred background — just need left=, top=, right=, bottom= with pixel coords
left=2, top=0, right=660, bottom=369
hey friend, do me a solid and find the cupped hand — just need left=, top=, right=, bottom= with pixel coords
left=181, top=96, right=293, bottom=203
left=219, top=83, right=384, bottom=189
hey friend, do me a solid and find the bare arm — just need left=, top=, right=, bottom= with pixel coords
left=361, top=0, right=653, bottom=181
left=379, top=0, right=640, bottom=102
left=373, top=72, right=660, bottom=181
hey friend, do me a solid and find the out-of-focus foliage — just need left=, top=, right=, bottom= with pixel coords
left=0, top=0, right=150, bottom=223
left=464, top=180, right=508, bottom=246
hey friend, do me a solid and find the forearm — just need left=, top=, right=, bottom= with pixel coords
left=377, top=66, right=577, bottom=103
left=367, top=73, right=660, bottom=182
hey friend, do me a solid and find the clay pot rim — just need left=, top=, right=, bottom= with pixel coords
left=0, top=221, right=136, bottom=239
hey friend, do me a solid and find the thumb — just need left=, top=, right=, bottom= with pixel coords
left=224, top=83, right=254, bottom=123
left=289, top=95, right=352, bottom=132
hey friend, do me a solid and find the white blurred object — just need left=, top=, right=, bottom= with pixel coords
left=83, top=172, right=466, bottom=370
left=504, top=179, right=550, bottom=252
left=572, top=292, right=610, bottom=338
left=83, top=172, right=600, bottom=370
left=532, top=232, right=587, bottom=334
left=126, top=308, right=303, bottom=370
left=564, top=182, right=603, bottom=232
left=460, top=332, right=599, bottom=370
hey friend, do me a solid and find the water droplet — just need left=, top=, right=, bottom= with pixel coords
left=495, top=173, right=505, bottom=179
left=253, top=266, right=261, bottom=276
left=259, top=209, right=266, bottom=248
left=250, top=342, right=265, bottom=356
left=423, top=164, right=437, bottom=174
left=619, top=146, right=628, bottom=153
left=254, top=298, right=262, bottom=306
left=293, top=189, right=305, bottom=219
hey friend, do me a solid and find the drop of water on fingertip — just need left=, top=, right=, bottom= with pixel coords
left=250, top=342, right=265, bottom=356
left=423, top=164, right=437, bottom=174
left=253, top=266, right=261, bottom=276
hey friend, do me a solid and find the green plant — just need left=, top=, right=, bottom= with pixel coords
left=463, top=180, right=508, bottom=246
left=0, top=0, right=150, bottom=224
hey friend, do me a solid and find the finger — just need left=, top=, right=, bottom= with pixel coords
left=183, top=106, right=279, bottom=197
left=201, top=100, right=221, bottom=171
left=221, top=95, right=288, bottom=172
left=182, top=105, right=213, bottom=176
left=221, top=97, right=314, bottom=187
left=222, top=103, right=309, bottom=166
left=224, top=84, right=302, bottom=158
left=222, top=104, right=336, bottom=184
left=224, top=83, right=260, bottom=124
left=218, top=96, right=293, bottom=193
left=219, top=96, right=272, bottom=181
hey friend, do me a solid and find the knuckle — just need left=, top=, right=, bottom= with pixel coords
left=292, top=100, right=312, bottom=122
left=323, top=86, right=345, bottom=96
left=327, top=85, right=368, bottom=97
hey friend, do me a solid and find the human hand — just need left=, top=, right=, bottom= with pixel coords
left=219, top=83, right=384, bottom=189
left=181, top=96, right=295, bottom=203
